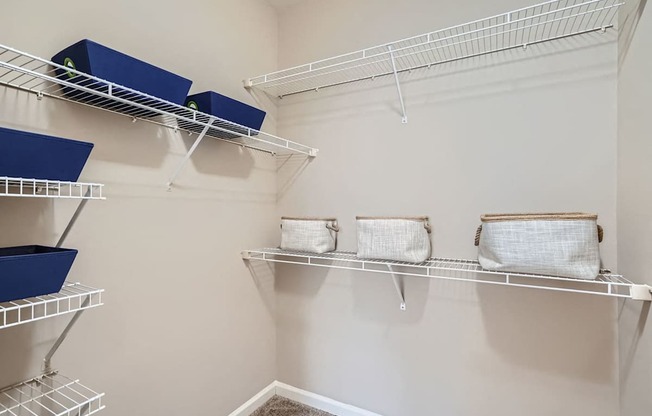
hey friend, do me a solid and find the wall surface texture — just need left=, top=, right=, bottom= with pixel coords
left=274, top=1, right=621, bottom=415
left=617, top=1, right=652, bottom=416
left=1, top=1, right=650, bottom=416
left=0, top=1, right=280, bottom=415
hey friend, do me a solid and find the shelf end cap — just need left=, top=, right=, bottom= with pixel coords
left=631, top=284, right=652, bottom=301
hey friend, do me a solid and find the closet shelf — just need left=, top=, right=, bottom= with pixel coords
left=0, top=282, right=103, bottom=331
left=0, top=371, right=104, bottom=416
left=0, top=176, right=105, bottom=199
left=0, top=44, right=317, bottom=158
left=242, top=248, right=652, bottom=302
left=246, top=0, right=623, bottom=98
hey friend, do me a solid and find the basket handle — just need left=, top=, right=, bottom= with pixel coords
left=326, top=221, right=340, bottom=232
left=424, top=220, right=432, bottom=234
left=598, top=224, right=603, bottom=243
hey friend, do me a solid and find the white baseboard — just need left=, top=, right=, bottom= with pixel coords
left=228, top=381, right=383, bottom=416
left=227, top=381, right=277, bottom=416
left=275, top=382, right=383, bottom=416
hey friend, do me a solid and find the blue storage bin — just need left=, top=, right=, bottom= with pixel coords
left=0, top=246, right=78, bottom=303
left=0, top=126, right=94, bottom=182
left=179, top=91, right=266, bottom=139
left=51, top=39, right=193, bottom=117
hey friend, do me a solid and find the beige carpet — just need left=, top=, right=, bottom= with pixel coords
left=250, top=395, right=335, bottom=416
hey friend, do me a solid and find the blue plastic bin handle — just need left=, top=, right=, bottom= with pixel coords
left=187, top=100, right=199, bottom=111
left=63, top=57, right=77, bottom=79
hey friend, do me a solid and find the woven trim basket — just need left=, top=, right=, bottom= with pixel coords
left=280, top=217, right=339, bottom=254
left=356, top=216, right=432, bottom=263
left=476, top=212, right=603, bottom=279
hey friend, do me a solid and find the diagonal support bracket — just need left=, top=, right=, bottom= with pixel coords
left=388, top=46, right=408, bottom=124
left=46, top=190, right=94, bottom=372
left=167, top=117, right=216, bottom=190
left=388, top=265, right=407, bottom=311
left=43, top=296, right=91, bottom=373
left=56, top=189, right=91, bottom=248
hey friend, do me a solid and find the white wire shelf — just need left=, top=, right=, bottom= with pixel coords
left=0, top=177, right=105, bottom=200
left=0, top=372, right=104, bottom=416
left=243, top=248, right=652, bottom=304
left=0, top=282, right=103, bottom=331
left=0, top=44, right=317, bottom=158
left=246, top=0, right=623, bottom=98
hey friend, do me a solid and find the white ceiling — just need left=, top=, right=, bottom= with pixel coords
left=266, top=0, right=308, bottom=9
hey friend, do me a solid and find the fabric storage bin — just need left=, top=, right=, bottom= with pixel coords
left=356, top=217, right=432, bottom=263
left=51, top=39, right=193, bottom=116
left=280, top=217, right=339, bottom=254
left=475, top=213, right=603, bottom=279
left=0, top=245, right=78, bottom=303
left=179, top=91, right=266, bottom=139
left=0, top=126, right=94, bottom=182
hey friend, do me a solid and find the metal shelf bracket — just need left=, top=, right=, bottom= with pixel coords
left=388, top=265, right=407, bottom=311
left=167, top=117, right=215, bottom=190
left=56, top=188, right=91, bottom=248
left=388, top=46, right=408, bottom=124
left=43, top=297, right=91, bottom=373
left=44, top=187, right=97, bottom=372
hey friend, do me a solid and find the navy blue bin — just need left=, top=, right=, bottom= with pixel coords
left=179, top=91, right=266, bottom=139
left=0, top=246, right=78, bottom=303
left=0, top=127, right=93, bottom=182
left=51, top=39, right=193, bottom=117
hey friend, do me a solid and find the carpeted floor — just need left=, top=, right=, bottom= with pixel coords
left=250, top=395, right=335, bottom=416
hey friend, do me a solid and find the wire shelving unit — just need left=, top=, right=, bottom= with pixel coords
left=0, top=177, right=104, bottom=200
left=0, top=283, right=103, bottom=331
left=246, top=0, right=623, bottom=101
left=0, top=372, right=104, bottom=416
left=242, top=248, right=652, bottom=309
left=0, top=43, right=318, bottom=187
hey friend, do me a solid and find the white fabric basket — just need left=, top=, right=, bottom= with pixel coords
left=356, top=217, right=432, bottom=263
left=476, top=213, right=603, bottom=280
left=280, top=217, right=339, bottom=254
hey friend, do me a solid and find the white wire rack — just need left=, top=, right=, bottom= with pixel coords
left=0, top=44, right=317, bottom=159
left=0, top=372, right=104, bottom=416
left=0, top=177, right=104, bottom=200
left=246, top=0, right=623, bottom=98
left=0, top=283, right=103, bottom=331
left=243, top=249, right=652, bottom=307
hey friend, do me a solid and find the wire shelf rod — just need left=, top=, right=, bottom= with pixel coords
left=0, top=372, right=104, bottom=416
left=0, top=283, right=103, bottom=331
left=0, top=43, right=317, bottom=159
left=243, top=249, right=646, bottom=301
left=246, top=0, right=623, bottom=98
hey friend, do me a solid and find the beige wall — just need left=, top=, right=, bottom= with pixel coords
left=617, top=1, right=652, bottom=416
left=275, top=1, right=621, bottom=415
left=2, top=1, right=648, bottom=415
left=0, top=1, right=280, bottom=414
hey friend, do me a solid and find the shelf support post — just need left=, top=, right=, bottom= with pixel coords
left=387, top=46, right=408, bottom=124
left=167, top=117, right=215, bottom=190
left=388, top=265, right=407, bottom=311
